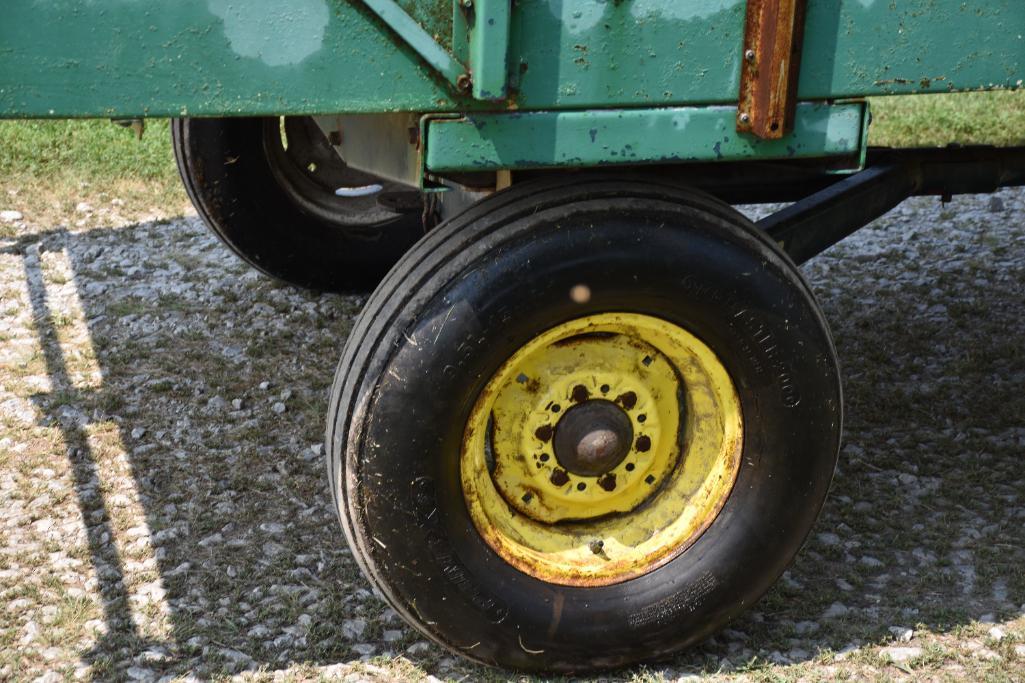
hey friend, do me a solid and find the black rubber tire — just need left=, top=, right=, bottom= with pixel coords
left=326, top=177, right=842, bottom=672
left=171, top=117, right=424, bottom=293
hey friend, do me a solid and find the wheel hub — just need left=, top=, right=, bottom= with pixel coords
left=553, top=400, right=633, bottom=477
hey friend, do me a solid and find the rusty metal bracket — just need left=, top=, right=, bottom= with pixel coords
left=737, top=0, right=808, bottom=140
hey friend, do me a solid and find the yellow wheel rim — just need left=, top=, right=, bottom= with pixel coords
left=461, top=313, right=743, bottom=586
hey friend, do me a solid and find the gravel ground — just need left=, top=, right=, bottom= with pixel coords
left=1, top=189, right=1023, bottom=682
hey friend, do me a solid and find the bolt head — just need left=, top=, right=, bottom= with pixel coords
left=744, top=49, right=756, bottom=62
left=739, top=112, right=751, bottom=124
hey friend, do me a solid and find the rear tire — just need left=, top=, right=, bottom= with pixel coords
left=172, top=116, right=424, bottom=293
left=326, top=177, right=842, bottom=672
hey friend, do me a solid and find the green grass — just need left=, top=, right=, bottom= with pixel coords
left=0, top=119, right=178, bottom=181
left=0, top=90, right=1023, bottom=230
left=868, top=90, right=1025, bottom=148
left=0, top=119, right=187, bottom=229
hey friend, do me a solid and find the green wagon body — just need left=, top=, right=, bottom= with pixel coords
left=3, top=0, right=1023, bottom=115
left=1, top=1, right=1022, bottom=174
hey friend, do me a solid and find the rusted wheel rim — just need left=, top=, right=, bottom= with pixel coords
left=461, top=313, right=744, bottom=586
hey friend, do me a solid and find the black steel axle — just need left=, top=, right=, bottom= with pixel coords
left=756, top=146, right=1025, bottom=263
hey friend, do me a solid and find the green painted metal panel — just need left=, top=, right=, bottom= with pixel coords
left=800, top=1, right=1025, bottom=99
left=0, top=0, right=468, bottom=118
left=0, top=1, right=1021, bottom=118
left=424, top=102, right=866, bottom=172
left=507, top=0, right=1024, bottom=109
left=508, top=0, right=746, bottom=109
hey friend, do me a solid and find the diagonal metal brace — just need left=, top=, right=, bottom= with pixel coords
left=362, top=0, right=468, bottom=90
left=760, top=164, right=919, bottom=264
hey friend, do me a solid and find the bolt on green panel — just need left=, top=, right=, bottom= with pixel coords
left=425, top=102, right=867, bottom=172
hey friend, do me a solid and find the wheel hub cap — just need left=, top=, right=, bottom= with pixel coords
left=553, top=400, right=633, bottom=477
